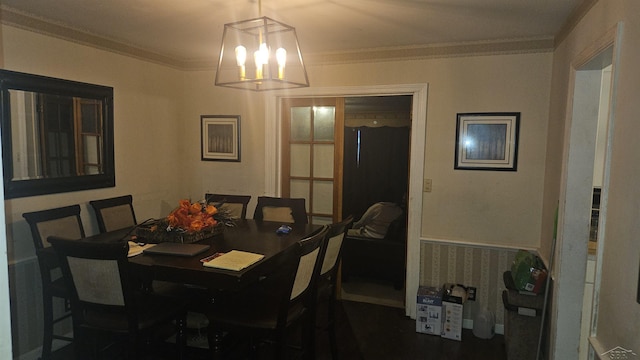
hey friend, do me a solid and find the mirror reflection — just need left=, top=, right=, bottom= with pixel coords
left=9, top=90, right=105, bottom=180
left=1, top=69, right=115, bottom=199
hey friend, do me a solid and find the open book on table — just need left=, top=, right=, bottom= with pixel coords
left=202, top=250, right=264, bottom=271
left=127, top=241, right=156, bottom=257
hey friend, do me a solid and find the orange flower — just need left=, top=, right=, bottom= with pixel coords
left=165, top=199, right=220, bottom=233
left=178, top=199, right=191, bottom=210
left=188, top=219, right=204, bottom=231
left=205, top=205, right=218, bottom=216
left=204, top=217, right=217, bottom=227
left=167, top=213, right=178, bottom=227
left=189, top=202, right=202, bottom=215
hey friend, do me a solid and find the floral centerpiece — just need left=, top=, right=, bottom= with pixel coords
left=135, top=199, right=231, bottom=244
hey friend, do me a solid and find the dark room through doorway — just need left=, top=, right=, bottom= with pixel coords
left=340, top=95, right=412, bottom=308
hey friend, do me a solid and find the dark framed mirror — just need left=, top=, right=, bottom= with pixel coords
left=0, top=69, right=114, bottom=199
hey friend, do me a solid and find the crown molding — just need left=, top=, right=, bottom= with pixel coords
left=0, top=7, right=188, bottom=69
left=1, top=6, right=554, bottom=71
left=554, top=0, right=599, bottom=47
left=304, top=38, right=554, bottom=65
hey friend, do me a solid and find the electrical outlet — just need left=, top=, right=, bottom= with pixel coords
left=467, top=287, right=477, bottom=301
left=423, top=179, right=432, bottom=192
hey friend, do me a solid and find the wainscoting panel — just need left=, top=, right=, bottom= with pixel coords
left=8, top=256, right=72, bottom=359
left=420, top=240, right=520, bottom=330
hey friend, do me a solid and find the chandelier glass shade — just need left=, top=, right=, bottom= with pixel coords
left=215, top=16, right=309, bottom=91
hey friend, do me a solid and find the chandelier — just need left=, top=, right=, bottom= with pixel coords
left=214, top=1, right=309, bottom=91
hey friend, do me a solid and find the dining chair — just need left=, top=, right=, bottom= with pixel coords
left=316, top=215, right=354, bottom=359
left=252, top=196, right=308, bottom=224
left=206, top=225, right=329, bottom=359
left=23, top=204, right=86, bottom=360
left=48, top=236, right=187, bottom=360
left=89, top=194, right=137, bottom=233
left=91, top=195, right=184, bottom=298
left=205, top=193, right=251, bottom=220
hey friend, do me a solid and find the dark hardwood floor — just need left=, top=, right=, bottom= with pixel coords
left=331, top=300, right=506, bottom=360
left=51, top=299, right=506, bottom=359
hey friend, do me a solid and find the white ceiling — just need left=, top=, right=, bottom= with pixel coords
left=0, top=0, right=584, bottom=68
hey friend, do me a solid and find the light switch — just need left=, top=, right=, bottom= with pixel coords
left=423, top=179, right=432, bottom=192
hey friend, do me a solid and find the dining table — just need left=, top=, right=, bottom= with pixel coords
left=39, top=219, right=321, bottom=356
left=77, top=219, right=321, bottom=292
left=70, top=219, right=321, bottom=354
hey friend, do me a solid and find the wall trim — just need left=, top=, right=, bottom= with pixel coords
left=1, top=6, right=554, bottom=71
left=7, top=256, right=37, bottom=268
left=421, top=237, right=537, bottom=254
left=551, top=22, right=623, bottom=360
left=554, top=0, right=599, bottom=47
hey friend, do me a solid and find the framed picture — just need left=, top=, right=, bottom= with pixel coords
left=201, top=115, right=241, bottom=162
left=454, top=112, right=520, bottom=171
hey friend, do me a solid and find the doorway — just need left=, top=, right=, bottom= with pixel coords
left=340, top=95, right=411, bottom=308
left=551, top=25, right=620, bottom=359
left=279, top=95, right=411, bottom=308
left=266, top=84, right=428, bottom=317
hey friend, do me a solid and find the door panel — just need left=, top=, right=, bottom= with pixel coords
left=281, top=98, right=344, bottom=224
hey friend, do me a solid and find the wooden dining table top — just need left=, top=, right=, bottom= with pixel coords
left=82, top=219, right=321, bottom=292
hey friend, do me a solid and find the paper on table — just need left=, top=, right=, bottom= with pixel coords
left=127, top=241, right=156, bottom=257
left=202, top=250, right=264, bottom=271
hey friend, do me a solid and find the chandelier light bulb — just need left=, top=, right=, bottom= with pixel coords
left=258, top=43, right=269, bottom=64
left=235, top=45, right=247, bottom=79
left=254, top=50, right=264, bottom=79
left=276, top=48, right=287, bottom=79
left=235, top=46, right=247, bottom=66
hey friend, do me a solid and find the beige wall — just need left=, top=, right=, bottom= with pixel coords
left=182, top=53, right=553, bottom=249
left=311, top=54, right=551, bottom=248
left=180, top=71, right=265, bottom=213
left=543, top=0, right=640, bottom=357
left=2, top=26, right=188, bottom=262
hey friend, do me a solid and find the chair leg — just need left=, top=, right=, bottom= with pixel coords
left=328, top=297, right=338, bottom=360
left=72, top=327, right=91, bottom=360
left=41, top=292, right=54, bottom=360
left=273, top=329, right=287, bottom=360
left=308, top=313, right=317, bottom=360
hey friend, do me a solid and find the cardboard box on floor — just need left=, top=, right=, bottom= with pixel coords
left=416, top=286, right=443, bottom=336
left=441, top=284, right=467, bottom=341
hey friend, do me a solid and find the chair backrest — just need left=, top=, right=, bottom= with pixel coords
left=48, top=237, right=138, bottom=331
left=89, top=195, right=137, bottom=233
left=205, top=193, right=251, bottom=220
left=259, top=225, right=328, bottom=332
left=290, top=226, right=329, bottom=303
left=253, top=196, right=308, bottom=224
left=320, top=215, right=354, bottom=277
left=23, top=205, right=86, bottom=249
